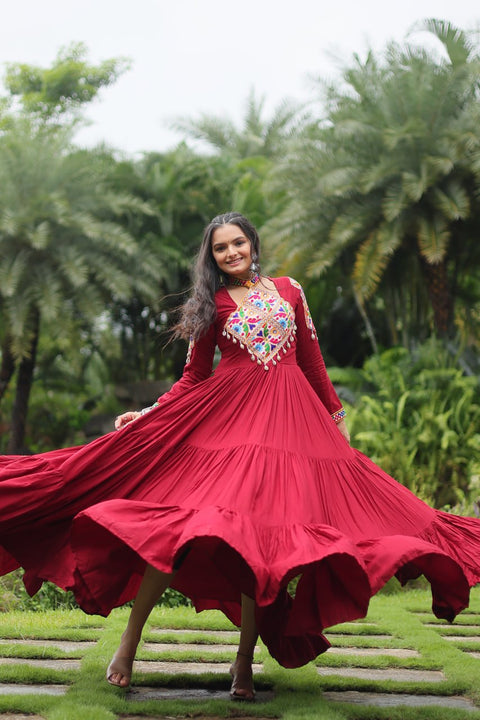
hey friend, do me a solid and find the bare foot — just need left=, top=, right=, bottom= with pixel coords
left=106, top=632, right=139, bottom=687
left=229, top=652, right=255, bottom=701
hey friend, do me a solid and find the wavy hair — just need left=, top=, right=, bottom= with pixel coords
left=172, top=212, right=261, bottom=341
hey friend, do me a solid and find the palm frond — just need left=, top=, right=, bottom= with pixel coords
left=411, top=19, right=475, bottom=67
left=417, top=215, right=450, bottom=262
left=432, top=183, right=470, bottom=220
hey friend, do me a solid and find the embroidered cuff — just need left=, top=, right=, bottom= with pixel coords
left=331, top=408, right=346, bottom=424
left=140, top=401, right=159, bottom=416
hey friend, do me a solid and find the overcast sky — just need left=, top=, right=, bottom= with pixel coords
left=0, top=0, right=478, bottom=156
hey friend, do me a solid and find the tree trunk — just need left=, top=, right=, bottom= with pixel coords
left=7, top=309, right=40, bottom=454
left=0, top=338, right=16, bottom=403
left=420, top=258, right=454, bottom=337
left=353, top=288, right=378, bottom=354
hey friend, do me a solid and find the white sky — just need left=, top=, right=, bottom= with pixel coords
left=0, top=0, right=478, bottom=156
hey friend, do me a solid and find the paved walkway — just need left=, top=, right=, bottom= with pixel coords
left=0, top=604, right=479, bottom=717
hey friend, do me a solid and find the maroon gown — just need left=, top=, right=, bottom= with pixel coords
left=1, top=277, right=480, bottom=668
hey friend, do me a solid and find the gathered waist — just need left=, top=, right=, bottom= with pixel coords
left=215, top=353, right=298, bottom=376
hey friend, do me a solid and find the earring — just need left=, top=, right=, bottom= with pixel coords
left=250, top=252, right=260, bottom=275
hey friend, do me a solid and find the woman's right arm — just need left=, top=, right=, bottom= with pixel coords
left=155, top=323, right=216, bottom=404
left=115, top=323, right=216, bottom=429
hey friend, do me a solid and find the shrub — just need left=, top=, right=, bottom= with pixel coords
left=334, top=340, right=480, bottom=508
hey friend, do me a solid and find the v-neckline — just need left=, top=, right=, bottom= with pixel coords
left=222, top=277, right=278, bottom=310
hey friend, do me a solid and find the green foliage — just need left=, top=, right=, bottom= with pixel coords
left=0, top=118, right=162, bottom=450
left=4, top=42, right=130, bottom=119
left=172, top=87, right=301, bottom=160
left=0, top=570, right=190, bottom=613
left=267, top=19, right=480, bottom=342
left=157, top=587, right=192, bottom=608
left=0, top=386, right=91, bottom=454
left=0, top=570, right=77, bottom=612
left=345, top=340, right=480, bottom=507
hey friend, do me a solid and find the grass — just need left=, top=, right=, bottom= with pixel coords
left=0, top=587, right=480, bottom=718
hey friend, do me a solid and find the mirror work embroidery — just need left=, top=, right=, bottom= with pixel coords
left=223, top=288, right=297, bottom=370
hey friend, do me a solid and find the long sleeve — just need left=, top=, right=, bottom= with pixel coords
left=292, top=282, right=343, bottom=416
left=156, top=323, right=216, bottom=405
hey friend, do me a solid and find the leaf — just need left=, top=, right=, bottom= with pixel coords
left=417, top=215, right=450, bottom=262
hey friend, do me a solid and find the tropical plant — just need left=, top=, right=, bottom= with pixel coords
left=104, top=145, right=238, bottom=383
left=0, top=120, right=161, bottom=452
left=336, top=340, right=480, bottom=508
left=172, top=88, right=301, bottom=160
left=266, top=19, right=480, bottom=343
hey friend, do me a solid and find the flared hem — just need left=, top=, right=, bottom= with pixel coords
left=62, top=499, right=473, bottom=667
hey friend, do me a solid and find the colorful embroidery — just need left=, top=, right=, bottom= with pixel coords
left=288, top=278, right=317, bottom=339
left=223, top=289, right=296, bottom=370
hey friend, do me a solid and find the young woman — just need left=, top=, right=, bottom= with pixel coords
left=1, top=212, right=480, bottom=702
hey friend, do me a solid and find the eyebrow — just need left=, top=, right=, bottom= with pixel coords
left=212, top=234, right=246, bottom=248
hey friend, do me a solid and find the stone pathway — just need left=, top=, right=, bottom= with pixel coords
left=0, top=611, right=479, bottom=716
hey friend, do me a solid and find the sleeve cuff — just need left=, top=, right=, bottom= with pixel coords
left=331, top=408, right=346, bottom=424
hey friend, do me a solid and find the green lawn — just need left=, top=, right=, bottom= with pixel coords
left=0, top=587, right=480, bottom=719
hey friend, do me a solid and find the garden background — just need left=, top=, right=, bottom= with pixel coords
left=0, top=19, right=479, bottom=614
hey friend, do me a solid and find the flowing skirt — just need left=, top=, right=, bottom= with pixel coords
left=1, top=361, right=479, bottom=667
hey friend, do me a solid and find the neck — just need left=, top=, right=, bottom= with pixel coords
left=227, top=273, right=260, bottom=288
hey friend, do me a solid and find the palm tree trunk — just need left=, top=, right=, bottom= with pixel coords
left=421, top=258, right=454, bottom=337
left=7, top=309, right=40, bottom=454
left=353, top=288, right=378, bottom=354
left=0, top=338, right=15, bottom=403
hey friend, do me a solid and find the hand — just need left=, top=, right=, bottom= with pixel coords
left=336, top=419, right=350, bottom=444
left=115, top=411, right=141, bottom=430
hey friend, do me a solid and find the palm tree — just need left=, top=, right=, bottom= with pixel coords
left=172, top=89, right=301, bottom=160
left=267, top=19, right=480, bottom=340
left=0, top=119, right=161, bottom=452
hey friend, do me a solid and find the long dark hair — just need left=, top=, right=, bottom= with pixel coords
left=172, top=212, right=261, bottom=341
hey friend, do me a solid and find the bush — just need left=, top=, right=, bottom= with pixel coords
left=0, top=569, right=191, bottom=613
left=0, top=570, right=78, bottom=612
left=336, top=340, right=480, bottom=508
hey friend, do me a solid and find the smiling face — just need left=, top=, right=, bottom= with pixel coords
left=211, top=223, right=253, bottom=280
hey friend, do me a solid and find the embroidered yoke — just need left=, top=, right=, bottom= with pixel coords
left=163, top=277, right=342, bottom=417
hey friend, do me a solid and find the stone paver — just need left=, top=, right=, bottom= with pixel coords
left=127, top=686, right=273, bottom=703
left=317, top=666, right=444, bottom=682
left=150, top=627, right=239, bottom=639
left=121, top=717, right=275, bottom=720
left=0, top=715, right=46, bottom=719
left=423, top=623, right=480, bottom=631
left=0, top=639, right=95, bottom=652
left=0, top=658, right=80, bottom=670
left=133, top=659, right=263, bottom=675
left=142, top=641, right=259, bottom=654
left=0, top=683, right=68, bottom=696
left=122, top=716, right=275, bottom=720
left=328, top=646, right=419, bottom=657
left=1, top=611, right=480, bottom=714
left=325, top=633, right=391, bottom=641
left=323, top=690, right=477, bottom=711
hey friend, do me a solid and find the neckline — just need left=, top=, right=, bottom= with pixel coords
left=221, top=276, right=278, bottom=309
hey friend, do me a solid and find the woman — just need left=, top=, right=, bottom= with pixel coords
left=1, top=212, right=480, bottom=701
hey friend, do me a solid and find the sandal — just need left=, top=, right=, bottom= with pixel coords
left=106, top=654, right=135, bottom=688
left=229, top=651, right=255, bottom=702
